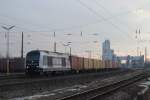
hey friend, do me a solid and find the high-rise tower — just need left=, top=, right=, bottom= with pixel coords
left=102, top=40, right=114, bottom=61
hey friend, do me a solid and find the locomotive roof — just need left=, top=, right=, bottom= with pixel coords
left=28, top=50, right=69, bottom=55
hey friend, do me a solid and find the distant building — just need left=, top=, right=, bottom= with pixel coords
left=127, top=55, right=144, bottom=68
left=102, top=40, right=144, bottom=68
left=118, top=55, right=144, bottom=68
left=102, top=40, right=115, bottom=61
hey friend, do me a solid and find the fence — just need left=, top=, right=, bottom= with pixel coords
left=0, top=58, right=25, bottom=73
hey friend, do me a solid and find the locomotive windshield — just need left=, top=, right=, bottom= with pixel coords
left=26, top=51, right=40, bottom=61
left=26, top=51, right=40, bottom=71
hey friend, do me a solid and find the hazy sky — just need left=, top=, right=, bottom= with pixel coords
left=0, top=0, right=150, bottom=58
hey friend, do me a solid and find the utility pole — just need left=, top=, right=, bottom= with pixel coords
left=140, top=51, right=141, bottom=56
left=54, top=42, right=56, bottom=52
left=137, top=47, right=139, bottom=56
left=54, top=32, right=56, bottom=52
left=21, top=32, right=24, bottom=59
left=80, top=31, right=83, bottom=37
left=1, top=25, right=15, bottom=75
left=145, top=47, right=147, bottom=63
left=69, top=46, right=72, bottom=56
left=69, top=46, right=72, bottom=68
left=136, top=29, right=140, bottom=57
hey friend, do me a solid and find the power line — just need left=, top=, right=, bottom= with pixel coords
left=94, top=0, right=135, bottom=39
left=0, top=6, right=147, bottom=33
left=75, top=0, right=134, bottom=40
left=0, top=14, right=54, bottom=31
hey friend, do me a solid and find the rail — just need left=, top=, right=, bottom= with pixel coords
left=57, top=73, right=145, bottom=100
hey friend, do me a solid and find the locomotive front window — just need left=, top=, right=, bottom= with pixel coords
left=26, top=52, right=40, bottom=61
left=26, top=51, right=40, bottom=67
left=27, top=55, right=39, bottom=61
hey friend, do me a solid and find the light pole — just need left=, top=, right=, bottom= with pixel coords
left=69, top=46, right=72, bottom=56
left=62, top=44, right=70, bottom=53
left=2, top=25, right=15, bottom=75
left=67, top=45, right=72, bottom=68
left=61, top=42, right=72, bottom=66
left=53, top=32, right=57, bottom=52
left=62, top=42, right=72, bottom=55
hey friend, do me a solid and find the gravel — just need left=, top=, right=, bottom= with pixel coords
left=0, top=69, right=139, bottom=100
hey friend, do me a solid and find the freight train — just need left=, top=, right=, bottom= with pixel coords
left=25, top=50, right=120, bottom=75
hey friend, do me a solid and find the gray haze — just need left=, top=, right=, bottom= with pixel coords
left=0, top=0, right=150, bottom=58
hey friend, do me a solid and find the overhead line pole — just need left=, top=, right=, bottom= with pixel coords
left=145, top=47, right=147, bottom=63
left=21, top=32, right=24, bottom=58
left=1, top=25, right=15, bottom=75
left=54, top=32, right=56, bottom=52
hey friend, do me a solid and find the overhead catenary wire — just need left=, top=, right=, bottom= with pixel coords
left=0, top=1, right=149, bottom=57
left=75, top=0, right=134, bottom=40
left=0, top=14, right=54, bottom=31
left=0, top=3, right=148, bottom=33
left=94, top=0, right=136, bottom=40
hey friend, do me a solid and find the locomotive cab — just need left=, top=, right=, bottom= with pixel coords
left=25, top=50, right=71, bottom=75
left=25, top=51, right=42, bottom=74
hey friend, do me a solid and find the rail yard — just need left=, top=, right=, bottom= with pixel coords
left=0, top=69, right=149, bottom=100
left=1, top=0, right=150, bottom=100
left=0, top=43, right=149, bottom=100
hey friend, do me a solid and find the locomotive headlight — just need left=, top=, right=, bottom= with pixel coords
left=26, top=66, right=29, bottom=69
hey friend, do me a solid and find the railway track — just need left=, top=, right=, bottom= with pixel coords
left=0, top=70, right=140, bottom=90
left=0, top=73, right=25, bottom=80
left=0, top=69, right=130, bottom=85
left=57, top=73, right=145, bottom=100
left=0, top=70, right=144, bottom=99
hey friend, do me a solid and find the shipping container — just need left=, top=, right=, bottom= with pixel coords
left=88, top=59, right=94, bottom=69
left=93, top=59, right=97, bottom=69
left=102, top=60, right=105, bottom=69
left=93, top=59, right=100, bottom=69
left=71, top=56, right=83, bottom=71
left=79, top=57, right=84, bottom=70
left=104, top=60, right=111, bottom=68
left=99, top=60, right=103, bottom=69
left=112, top=61, right=119, bottom=68
left=83, top=58, right=89, bottom=70
left=109, top=61, right=113, bottom=68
